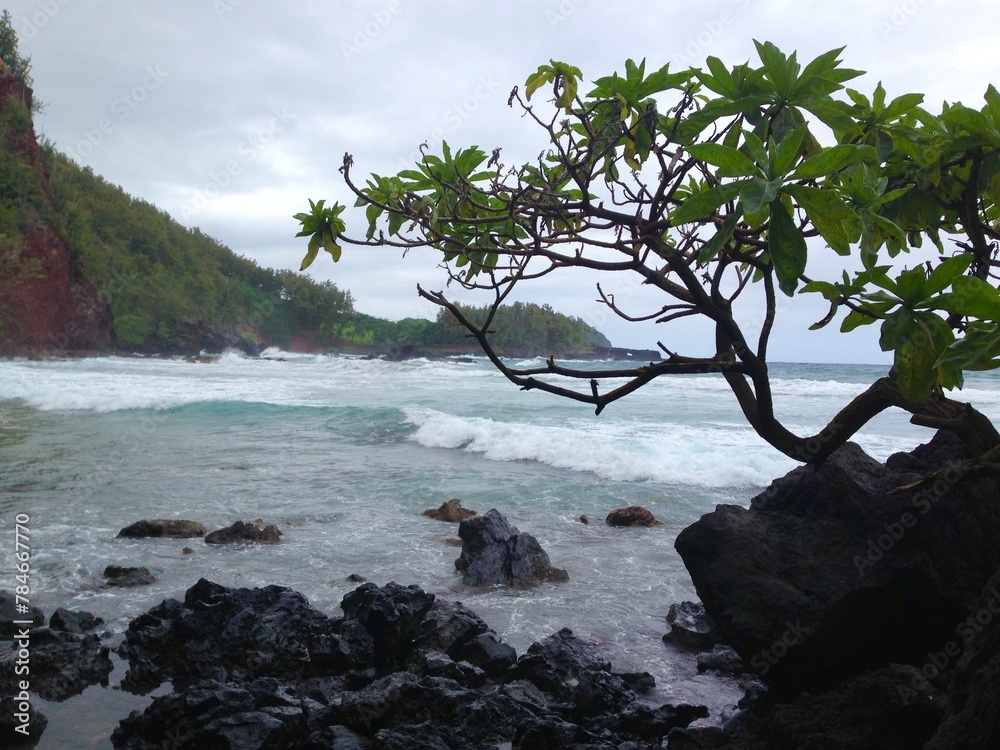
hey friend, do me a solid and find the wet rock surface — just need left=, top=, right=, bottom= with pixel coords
left=204, top=519, right=282, bottom=544
left=671, top=431, right=1000, bottom=748
left=455, top=508, right=569, bottom=586
left=117, top=519, right=206, bottom=538
left=605, top=505, right=663, bottom=527
left=103, top=565, right=156, bottom=588
left=111, top=578, right=706, bottom=749
left=423, top=497, right=477, bottom=522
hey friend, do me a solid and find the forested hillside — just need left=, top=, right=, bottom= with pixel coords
left=41, top=146, right=612, bottom=356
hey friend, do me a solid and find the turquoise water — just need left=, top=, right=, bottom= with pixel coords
left=1, top=352, right=999, bottom=747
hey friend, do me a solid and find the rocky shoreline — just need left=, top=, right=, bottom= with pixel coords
left=3, top=432, right=999, bottom=748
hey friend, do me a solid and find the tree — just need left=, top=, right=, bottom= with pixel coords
left=296, top=42, right=1000, bottom=465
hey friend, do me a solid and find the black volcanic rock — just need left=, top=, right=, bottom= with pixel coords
left=455, top=509, right=568, bottom=586
left=675, top=432, right=1000, bottom=698
left=117, top=519, right=206, bottom=538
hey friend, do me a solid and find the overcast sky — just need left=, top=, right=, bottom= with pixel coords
left=10, top=0, right=1000, bottom=362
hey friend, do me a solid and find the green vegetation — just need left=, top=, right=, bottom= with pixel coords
left=298, top=42, right=1000, bottom=464
left=37, top=147, right=606, bottom=355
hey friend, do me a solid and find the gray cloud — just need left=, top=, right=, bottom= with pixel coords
left=10, top=0, right=1000, bottom=361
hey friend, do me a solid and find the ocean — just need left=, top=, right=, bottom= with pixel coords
left=2, top=352, right=999, bottom=748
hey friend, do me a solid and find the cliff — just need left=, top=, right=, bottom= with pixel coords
left=0, top=71, right=112, bottom=354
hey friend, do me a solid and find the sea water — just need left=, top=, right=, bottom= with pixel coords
left=1, top=352, right=999, bottom=748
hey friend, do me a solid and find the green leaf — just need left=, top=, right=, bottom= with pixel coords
left=767, top=198, right=807, bottom=295
left=687, top=143, right=760, bottom=177
left=772, top=125, right=807, bottom=177
left=790, top=144, right=877, bottom=180
left=672, top=181, right=746, bottom=225
left=783, top=184, right=859, bottom=256
left=698, top=212, right=740, bottom=264
left=322, top=231, right=342, bottom=263
left=740, top=177, right=780, bottom=214
left=300, top=234, right=320, bottom=271
left=924, top=254, right=974, bottom=297
left=935, top=323, right=1000, bottom=372
left=933, top=276, right=1000, bottom=319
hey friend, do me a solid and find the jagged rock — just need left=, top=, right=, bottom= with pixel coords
left=204, top=520, right=282, bottom=544
left=111, top=678, right=309, bottom=750
left=345, top=573, right=366, bottom=583
left=103, top=565, right=155, bottom=588
left=455, top=509, right=568, bottom=586
left=117, top=519, right=206, bottom=538
left=49, top=608, right=103, bottom=635
left=605, top=505, right=663, bottom=527
left=0, top=590, right=44, bottom=635
left=663, top=601, right=718, bottom=651
left=697, top=645, right=746, bottom=675
left=925, top=568, right=1000, bottom=749
left=340, top=582, right=435, bottom=672
left=675, top=433, right=1000, bottom=697
left=759, top=664, right=946, bottom=749
left=119, top=578, right=366, bottom=692
left=23, top=627, right=114, bottom=701
left=504, top=627, right=611, bottom=698
left=456, top=632, right=518, bottom=678
left=0, top=695, right=47, bottom=749
left=423, top=498, right=476, bottom=522
left=409, top=598, right=490, bottom=660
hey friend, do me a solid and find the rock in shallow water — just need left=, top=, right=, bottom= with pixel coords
left=422, top=497, right=476, bottom=522
left=455, top=508, right=568, bottom=586
left=605, top=505, right=663, bottom=527
left=117, top=519, right=206, bottom=538
left=204, top=519, right=282, bottom=544
left=112, top=578, right=707, bottom=749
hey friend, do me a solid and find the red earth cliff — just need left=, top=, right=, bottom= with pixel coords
left=0, top=71, right=112, bottom=354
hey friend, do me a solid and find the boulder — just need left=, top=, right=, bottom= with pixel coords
left=675, top=433, right=1000, bottom=697
left=204, top=520, right=282, bottom=545
left=340, top=582, right=435, bottom=672
left=924, top=568, right=1000, bottom=749
left=49, top=608, right=104, bottom=635
left=9, top=627, right=114, bottom=702
left=423, top=498, right=476, bottom=522
left=605, top=505, right=663, bottom=527
left=0, top=695, right=46, bottom=749
left=455, top=509, right=568, bottom=586
left=103, top=566, right=155, bottom=588
left=663, top=601, right=719, bottom=651
left=697, top=645, right=746, bottom=675
left=117, top=519, right=206, bottom=538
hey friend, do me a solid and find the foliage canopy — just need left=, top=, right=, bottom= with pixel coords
left=298, top=41, right=1000, bottom=463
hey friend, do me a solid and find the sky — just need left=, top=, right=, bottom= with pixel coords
left=9, top=0, right=1000, bottom=362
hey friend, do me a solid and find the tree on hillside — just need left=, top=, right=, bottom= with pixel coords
left=296, top=42, right=1000, bottom=465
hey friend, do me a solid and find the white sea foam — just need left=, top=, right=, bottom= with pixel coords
left=401, top=405, right=797, bottom=487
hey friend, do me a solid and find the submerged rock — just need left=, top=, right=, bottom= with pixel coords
left=204, top=519, right=282, bottom=544
left=455, top=509, right=568, bottom=586
left=103, top=566, right=156, bottom=588
left=117, top=519, right=206, bottom=538
left=423, top=498, right=476, bottom=522
left=605, top=505, right=663, bottom=527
